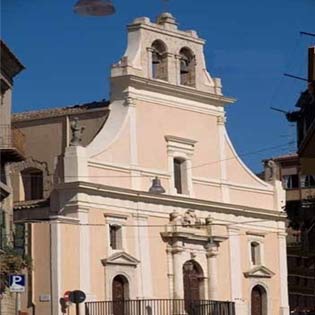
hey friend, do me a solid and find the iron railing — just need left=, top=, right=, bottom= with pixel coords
left=85, top=299, right=235, bottom=315
left=0, top=124, right=25, bottom=156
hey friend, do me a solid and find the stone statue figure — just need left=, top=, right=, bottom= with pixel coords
left=266, top=159, right=277, bottom=181
left=70, top=117, right=85, bottom=146
left=169, top=209, right=202, bottom=227
left=182, top=209, right=201, bottom=227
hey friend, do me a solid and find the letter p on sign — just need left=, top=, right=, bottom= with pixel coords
left=9, top=274, right=25, bottom=292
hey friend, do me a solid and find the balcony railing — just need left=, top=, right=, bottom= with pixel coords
left=85, top=299, right=235, bottom=315
left=0, top=124, right=25, bottom=159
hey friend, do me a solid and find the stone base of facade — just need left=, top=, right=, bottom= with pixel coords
left=0, top=291, right=17, bottom=315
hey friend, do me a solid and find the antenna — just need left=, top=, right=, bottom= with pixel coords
left=283, top=73, right=308, bottom=81
left=162, top=0, right=169, bottom=12
left=270, top=107, right=289, bottom=115
left=300, top=31, right=315, bottom=38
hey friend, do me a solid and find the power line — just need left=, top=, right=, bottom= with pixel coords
left=11, top=219, right=284, bottom=238
left=10, top=141, right=293, bottom=178
left=16, top=217, right=285, bottom=228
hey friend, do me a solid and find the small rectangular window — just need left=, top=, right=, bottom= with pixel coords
left=250, top=242, right=261, bottom=265
left=174, top=158, right=183, bottom=194
left=109, top=225, right=122, bottom=250
left=301, top=175, right=315, bottom=188
left=282, top=174, right=299, bottom=189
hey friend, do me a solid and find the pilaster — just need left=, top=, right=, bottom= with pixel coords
left=205, top=242, right=219, bottom=300
left=172, top=243, right=184, bottom=299
left=278, top=232, right=289, bottom=315
left=63, top=146, right=88, bottom=183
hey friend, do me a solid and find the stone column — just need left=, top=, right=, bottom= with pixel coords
left=172, top=242, right=184, bottom=299
left=166, top=245, right=174, bottom=299
left=147, top=48, right=153, bottom=79
left=206, top=243, right=219, bottom=300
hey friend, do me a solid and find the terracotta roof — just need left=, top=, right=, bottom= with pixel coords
left=12, top=100, right=110, bottom=122
left=262, top=153, right=298, bottom=163
left=14, top=198, right=49, bottom=210
left=272, top=153, right=298, bottom=161
left=1, top=40, right=25, bottom=74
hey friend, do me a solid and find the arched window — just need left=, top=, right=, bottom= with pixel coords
left=21, top=167, right=43, bottom=200
left=251, top=285, right=267, bottom=315
left=250, top=242, right=261, bottom=265
left=179, top=47, right=195, bottom=87
left=151, top=40, right=168, bottom=81
left=112, top=275, right=129, bottom=315
left=183, top=260, right=204, bottom=310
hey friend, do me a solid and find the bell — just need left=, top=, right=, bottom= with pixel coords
left=180, top=58, right=189, bottom=74
left=149, top=177, right=165, bottom=194
left=74, top=0, right=116, bottom=16
left=152, top=51, right=161, bottom=65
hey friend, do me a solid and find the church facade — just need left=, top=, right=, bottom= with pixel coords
left=15, top=13, right=289, bottom=315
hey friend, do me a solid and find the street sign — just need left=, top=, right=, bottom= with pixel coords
left=69, top=290, right=86, bottom=304
left=9, top=274, right=25, bottom=293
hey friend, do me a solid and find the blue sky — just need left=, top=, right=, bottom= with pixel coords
left=2, top=0, right=315, bottom=172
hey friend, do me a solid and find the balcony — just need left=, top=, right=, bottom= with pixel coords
left=298, top=110, right=315, bottom=159
left=85, top=300, right=235, bottom=315
left=0, top=124, right=25, bottom=161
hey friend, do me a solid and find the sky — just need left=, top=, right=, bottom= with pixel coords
left=1, top=0, right=315, bottom=172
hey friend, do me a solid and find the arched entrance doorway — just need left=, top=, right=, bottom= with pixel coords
left=183, top=260, right=204, bottom=312
left=112, top=275, right=129, bottom=315
left=251, top=285, right=267, bottom=315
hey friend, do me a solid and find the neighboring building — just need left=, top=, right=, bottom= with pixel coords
left=283, top=45, right=315, bottom=314
left=0, top=40, right=25, bottom=314
left=12, top=13, right=289, bottom=315
left=287, top=46, right=315, bottom=175
left=263, top=154, right=315, bottom=314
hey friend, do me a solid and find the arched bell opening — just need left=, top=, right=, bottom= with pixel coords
left=179, top=47, right=195, bottom=87
left=151, top=40, right=168, bottom=81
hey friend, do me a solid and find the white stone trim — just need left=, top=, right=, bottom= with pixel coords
left=55, top=181, right=287, bottom=221
left=193, top=176, right=274, bottom=193
left=247, top=234, right=265, bottom=268
left=277, top=232, right=289, bottom=315
left=218, top=114, right=230, bottom=203
left=79, top=209, right=91, bottom=297
left=50, top=222, right=62, bottom=315
left=87, top=99, right=130, bottom=158
left=165, top=135, right=196, bottom=196
left=223, top=129, right=272, bottom=189
left=88, top=160, right=169, bottom=177
left=248, top=281, right=271, bottom=315
left=105, top=214, right=128, bottom=255
left=128, top=88, right=226, bottom=116
left=228, top=228, right=243, bottom=303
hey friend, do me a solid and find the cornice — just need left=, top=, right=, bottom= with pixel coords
left=127, top=23, right=205, bottom=45
left=55, top=181, right=287, bottom=222
left=112, top=75, right=235, bottom=107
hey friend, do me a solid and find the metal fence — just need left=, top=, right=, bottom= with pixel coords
left=85, top=299, right=235, bottom=315
left=0, top=124, right=11, bottom=147
left=0, top=124, right=25, bottom=156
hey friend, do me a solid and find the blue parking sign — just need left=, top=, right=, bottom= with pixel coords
left=9, top=274, right=25, bottom=292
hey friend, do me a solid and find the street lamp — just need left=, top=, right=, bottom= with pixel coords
left=73, top=0, right=116, bottom=16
